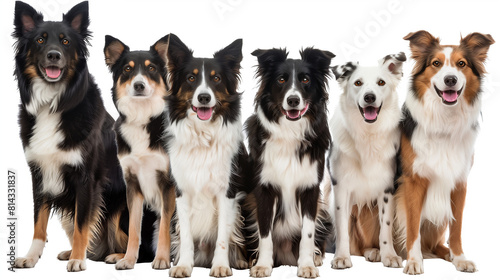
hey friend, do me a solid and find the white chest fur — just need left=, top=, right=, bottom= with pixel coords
left=24, top=106, right=83, bottom=196
left=167, top=112, right=242, bottom=196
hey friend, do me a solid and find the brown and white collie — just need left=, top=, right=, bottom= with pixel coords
left=395, top=30, right=494, bottom=275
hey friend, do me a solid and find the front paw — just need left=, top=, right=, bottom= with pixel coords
left=104, top=253, right=124, bottom=264
left=115, top=257, right=136, bottom=270
left=14, top=256, right=39, bottom=268
left=403, top=259, right=424, bottom=275
left=57, top=250, right=72, bottom=261
left=382, top=255, right=403, bottom=268
left=297, top=266, right=319, bottom=278
left=453, top=259, right=477, bottom=273
left=170, top=265, right=193, bottom=278
left=363, top=248, right=381, bottom=262
left=331, top=256, right=352, bottom=269
left=210, top=265, right=232, bottom=277
left=152, top=256, right=171, bottom=270
left=67, top=259, right=87, bottom=272
left=250, top=265, right=272, bottom=277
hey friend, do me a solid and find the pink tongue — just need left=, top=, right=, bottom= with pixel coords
left=45, top=67, right=61, bottom=79
left=363, top=107, right=378, bottom=121
left=197, top=107, right=213, bottom=120
left=442, top=91, right=458, bottom=102
left=286, top=110, right=301, bottom=119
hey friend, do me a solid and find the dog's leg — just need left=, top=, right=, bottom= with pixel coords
left=297, top=187, right=320, bottom=278
left=169, top=194, right=194, bottom=278
left=67, top=203, right=90, bottom=272
left=153, top=171, right=175, bottom=270
left=15, top=201, right=50, bottom=268
left=116, top=182, right=144, bottom=270
left=331, top=184, right=352, bottom=269
left=377, top=192, right=402, bottom=268
left=449, top=182, right=476, bottom=273
left=402, top=176, right=427, bottom=275
left=210, top=191, right=236, bottom=277
left=250, top=186, right=276, bottom=278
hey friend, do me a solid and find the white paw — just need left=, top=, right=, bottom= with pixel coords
left=67, top=259, right=87, bottom=272
left=104, top=253, right=124, bottom=264
left=115, top=257, right=136, bottom=270
left=250, top=265, right=272, bottom=277
left=297, top=266, right=319, bottom=278
left=210, top=265, right=232, bottom=277
left=331, top=256, right=352, bottom=269
left=363, top=248, right=381, bottom=262
left=169, top=265, right=193, bottom=278
left=14, top=256, right=39, bottom=268
left=453, top=259, right=477, bottom=273
left=403, top=259, right=424, bottom=275
left=152, top=257, right=171, bottom=270
left=382, top=255, right=403, bottom=268
left=57, top=250, right=72, bottom=261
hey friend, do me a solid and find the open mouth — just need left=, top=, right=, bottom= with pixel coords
left=281, top=103, right=309, bottom=121
left=40, top=65, right=64, bottom=82
left=358, top=103, right=382, bottom=123
left=434, top=85, right=463, bottom=106
left=192, top=106, right=214, bottom=121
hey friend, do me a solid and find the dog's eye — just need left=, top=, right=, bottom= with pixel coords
left=124, top=66, right=132, bottom=73
left=278, top=77, right=286, bottom=84
left=187, top=75, right=196, bottom=82
left=354, top=80, right=363, bottom=87
left=61, top=39, right=70, bottom=45
left=377, top=80, right=386, bottom=86
left=37, top=38, right=44, bottom=44
left=148, top=66, right=156, bottom=72
left=213, top=75, right=221, bottom=83
left=458, top=61, right=466, bottom=68
left=432, top=61, right=441, bottom=67
left=302, top=77, right=310, bottom=84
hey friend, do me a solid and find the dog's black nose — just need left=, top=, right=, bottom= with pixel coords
left=47, top=51, right=61, bottom=62
left=134, top=82, right=145, bottom=92
left=364, top=93, right=376, bottom=104
left=198, top=93, right=211, bottom=105
left=287, top=95, right=301, bottom=108
left=444, top=75, right=457, bottom=87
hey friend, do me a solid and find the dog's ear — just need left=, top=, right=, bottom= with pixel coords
left=166, top=33, right=193, bottom=72
left=403, top=30, right=440, bottom=59
left=104, top=35, right=129, bottom=69
left=214, top=39, right=243, bottom=75
left=460, top=32, right=494, bottom=64
left=301, top=48, right=335, bottom=74
left=13, top=1, right=44, bottom=38
left=63, top=1, right=90, bottom=36
left=252, top=48, right=288, bottom=72
left=380, top=52, right=406, bottom=78
left=152, top=34, right=170, bottom=64
left=331, top=62, right=358, bottom=83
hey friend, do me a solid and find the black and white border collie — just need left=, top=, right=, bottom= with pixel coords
left=164, top=34, right=250, bottom=278
left=13, top=1, right=128, bottom=272
left=327, top=53, right=406, bottom=270
left=103, top=35, right=175, bottom=270
left=245, top=48, right=334, bottom=278
left=395, top=31, right=494, bottom=275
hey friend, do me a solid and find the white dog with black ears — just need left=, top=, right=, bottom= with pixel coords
left=327, top=53, right=406, bottom=270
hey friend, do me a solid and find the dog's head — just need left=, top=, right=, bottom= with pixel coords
left=404, top=30, right=494, bottom=106
left=332, top=52, right=406, bottom=123
left=104, top=35, right=169, bottom=120
left=166, top=33, right=243, bottom=123
left=13, top=1, right=90, bottom=84
left=252, top=48, right=335, bottom=123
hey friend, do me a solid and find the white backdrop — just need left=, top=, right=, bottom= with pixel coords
left=1, top=0, right=499, bottom=279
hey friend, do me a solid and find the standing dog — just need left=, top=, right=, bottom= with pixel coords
left=396, top=30, right=494, bottom=274
left=245, top=48, right=334, bottom=278
left=328, top=53, right=406, bottom=270
left=13, top=1, right=129, bottom=271
left=103, top=35, right=174, bottom=270
left=164, top=34, right=250, bottom=278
